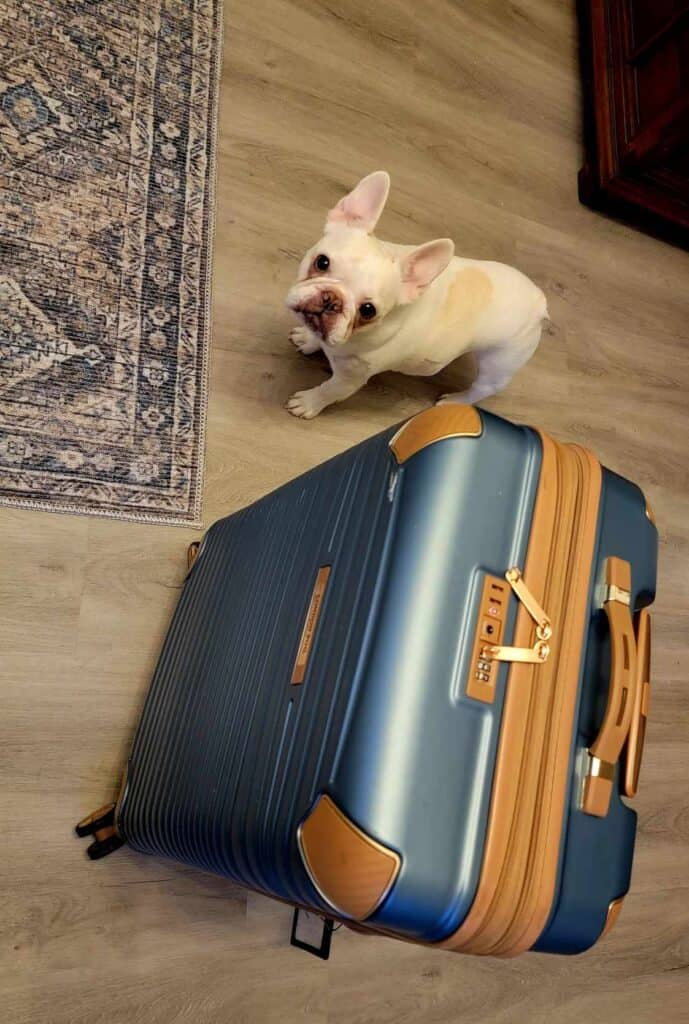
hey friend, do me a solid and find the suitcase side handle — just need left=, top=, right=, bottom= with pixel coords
left=582, top=557, right=638, bottom=817
left=624, top=608, right=651, bottom=798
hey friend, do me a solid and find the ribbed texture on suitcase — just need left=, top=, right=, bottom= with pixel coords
left=118, top=429, right=399, bottom=907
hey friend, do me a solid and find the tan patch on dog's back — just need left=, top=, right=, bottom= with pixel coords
left=440, top=268, right=493, bottom=330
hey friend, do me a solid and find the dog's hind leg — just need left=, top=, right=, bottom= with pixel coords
left=436, top=325, right=541, bottom=406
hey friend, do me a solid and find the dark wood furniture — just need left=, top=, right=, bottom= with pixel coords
left=578, top=0, right=689, bottom=248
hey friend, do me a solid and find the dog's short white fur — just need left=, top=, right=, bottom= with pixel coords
left=286, top=171, right=547, bottom=418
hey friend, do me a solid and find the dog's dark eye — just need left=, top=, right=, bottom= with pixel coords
left=359, top=302, right=377, bottom=320
left=314, top=254, right=330, bottom=272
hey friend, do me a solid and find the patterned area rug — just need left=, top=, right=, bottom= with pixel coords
left=0, top=0, right=222, bottom=525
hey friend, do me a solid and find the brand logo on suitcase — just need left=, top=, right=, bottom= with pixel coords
left=291, top=566, right=331, bottom=685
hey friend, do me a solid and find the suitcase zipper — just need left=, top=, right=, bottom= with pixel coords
left=487, top=442, right=599, bottom=956
left=479, top=440, right=577, bottom=955
left=440, top=434, right=602, bottom=957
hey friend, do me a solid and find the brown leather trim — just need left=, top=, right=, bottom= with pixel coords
left=581, top=758, right=616, bottom=818
left=581, top=556, right=637, bottom=819
left=438, top=431, right=559, bottom=953
left=499, top=446, right=602, bottom=956
left=606, top=555, right=631, bottom=591
left=389, top=406, right=482, bottom=464
left=298, top=794, right=400, bottom=920
left=439, top=434, right=602, bottom=956
left=644, top=499, right=656, bottom=527
left=601, top=896, right=625, bottom=940
left=589, top=595, right=636, bottom=766
left=291, top=566, right=331, bottom=685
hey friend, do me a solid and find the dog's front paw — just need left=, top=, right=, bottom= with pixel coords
left=286, top=388, right=325, bottom=419
left=290, top=325, right=320, bottom=355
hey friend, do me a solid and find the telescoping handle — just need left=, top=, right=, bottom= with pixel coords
left=582, top=557, right=650, bottom=818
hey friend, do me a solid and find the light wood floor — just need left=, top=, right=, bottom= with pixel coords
left=3, top=2, right=689, bottom=1021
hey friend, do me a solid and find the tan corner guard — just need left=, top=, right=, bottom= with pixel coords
left=582, top=557, right=637, bottom=817
left=389, top=405, right=482, bottom=463
left=298, top=794, right=400, bottom=920
left=601, top=896, right=625, bottom=940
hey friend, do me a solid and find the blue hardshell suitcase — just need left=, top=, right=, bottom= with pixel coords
left=80, top=406, right=657, bottom=956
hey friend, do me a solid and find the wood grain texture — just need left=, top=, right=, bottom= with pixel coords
left=578, top=0, right=689, bottom=248
left=2, top=1, right=688, bottom=1022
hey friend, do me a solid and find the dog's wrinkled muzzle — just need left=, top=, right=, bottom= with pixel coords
left=286, top=278, right=354, bottom=345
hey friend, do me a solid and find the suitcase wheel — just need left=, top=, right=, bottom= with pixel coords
left=86, top=829, right=126, bottom=861
left=75, top=802, right=125, bottom=860
left=75, top=802, right=115, bottom=838
left=187, top=542, right=200, bottom=572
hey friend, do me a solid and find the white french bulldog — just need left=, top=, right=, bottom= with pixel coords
left=285, top=171, right=548, bottom=419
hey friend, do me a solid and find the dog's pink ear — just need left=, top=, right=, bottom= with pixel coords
left=399, top=239, right=455, bottom=302
left=326, top=171, right=390, bottom=232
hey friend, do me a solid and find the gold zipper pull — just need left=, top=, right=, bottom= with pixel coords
left=484, top=639, right=550, bottom=664
left=505, top=568, right=552, bottom=641
left=483, top=568, right=553, bottom=665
